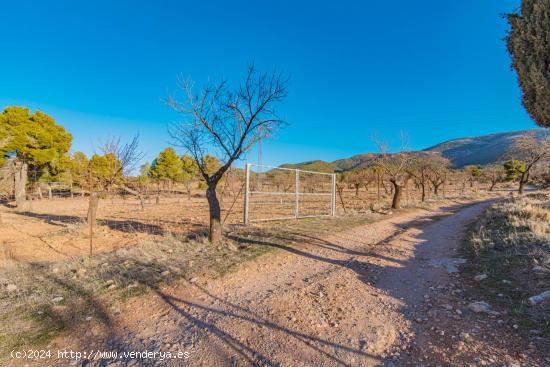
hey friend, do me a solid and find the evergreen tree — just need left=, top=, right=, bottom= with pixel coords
left=507, top=0, right=550, bottom=127
left=181, top=154, right=199, bottom=199
left=150, top=148, right=184, bottom=185
left=89, top=153, right=122, bottom=190
left=70, top=151, right=90, bottom=194
left=0, top=106, right=72, bottom=171
left=0, top=106, right=72, bottom=204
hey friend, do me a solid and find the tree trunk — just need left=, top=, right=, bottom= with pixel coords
left=391, top=180, right=402, bottom=209
left=377, top=172, right=381, bottom=203
left=420, top=183, right=426, bottom=202
left=206, top=184, right=222, bottom=244
left=354, top=184, right=360, bottom=197
left=187, top=182, right=192, bottom=200
left=156, top=181, right=160, bottom=204
left=48, top=184, right=52, bottom=199
left=337, top=187, right=347, bottom=214
left=434, top=183, right=440, bottom=196
left=518, top=172, right=526, bottom=195
left=489, top=181, right=496, bottom=191
left=37, top=184, right=43, bottom=200
left=14, top=162, right=27, bottom=208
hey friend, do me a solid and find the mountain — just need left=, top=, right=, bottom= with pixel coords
left=279, top=129, right=546, bottom=171
left=279, top=160, right=336, bottom=173
left=424, top=129, right=546, bottom=167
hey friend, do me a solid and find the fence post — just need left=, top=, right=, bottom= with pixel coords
left=87, top=192, right=99, bottom=256
left=331, top=173, right=336, bottom=216
left=244, top=163, right=250, bottom=224
left=295, top=169, right=299, bottom=218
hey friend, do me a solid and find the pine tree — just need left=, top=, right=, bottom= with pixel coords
left=0, top=106, right=72, bottom=205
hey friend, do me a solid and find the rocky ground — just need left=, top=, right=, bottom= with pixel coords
left=12, top=199, right=549, bottom=366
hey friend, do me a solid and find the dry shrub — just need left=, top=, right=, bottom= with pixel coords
left=463, top=191, right=550, bottom=345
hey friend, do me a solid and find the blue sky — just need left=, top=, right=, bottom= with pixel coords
left=0, top=0, right=534, bottom=167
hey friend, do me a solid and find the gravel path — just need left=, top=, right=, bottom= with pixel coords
left=38, top=199, right=544, bottom=366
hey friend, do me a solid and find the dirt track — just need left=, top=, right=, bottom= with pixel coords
left=42, top=199, right=546, bottom=366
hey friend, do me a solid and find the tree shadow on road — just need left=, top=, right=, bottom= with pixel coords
left=153, top=283, right=382, bottom=367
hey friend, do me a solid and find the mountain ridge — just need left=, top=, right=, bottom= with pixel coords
left=280, top=129, right=546, bottom=172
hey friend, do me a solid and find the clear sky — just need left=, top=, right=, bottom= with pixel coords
left=0, top=0, right=534, bottom=167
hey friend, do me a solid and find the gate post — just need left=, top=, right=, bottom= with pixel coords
left=244, top=163, right=250, bottom=224
left=331, top=173, right=336, bottom=216
left=295, top=169, right=299, bottom=218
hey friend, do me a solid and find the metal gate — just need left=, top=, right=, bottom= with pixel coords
left=243, top=163, right=336, bottom=224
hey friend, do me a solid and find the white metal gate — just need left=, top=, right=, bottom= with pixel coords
left=243, top=163, right=336, bottom=224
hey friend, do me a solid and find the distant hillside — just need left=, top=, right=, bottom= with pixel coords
left=280, top=160, right=336, bottom=173
left=424, top=129, right=546, bottom=167
left=279, top=129, right=547, bottom=171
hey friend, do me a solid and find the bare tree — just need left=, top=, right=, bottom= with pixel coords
left=482, top=164, right=505, bottom=191
left=426, top=156, right=450, bottom=196
left=453, top=169, right=470, bottom=195
left=373, top=135, right=413, bottom=209
left=407, top=154, right=437, bottom=202
left=98, top=135, right=143, bottom=190
left=506, top=132, right=550, bottom=194
left=168, top=65, right=289, bottom=244
left=346, top=169, right=374, bottom=197
left=87, top=135, right=143, bottom=255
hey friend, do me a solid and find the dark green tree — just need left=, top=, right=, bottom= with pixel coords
left=0, top=106, right=72, bottom=205
left=507, top=0, right=550, bottom=127
left=150, top=148, right=184, bottom=187
left=70, top=151, right=90, bottom=195
left=181, top=154, right=199, bottom=199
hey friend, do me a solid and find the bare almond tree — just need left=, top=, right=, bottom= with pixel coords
left=345, top=169, right=374, bottom=197
left=373, top=135, right=413, bottom=209
left=425, top=155, right=451, bottom=196
left=168, top=65, right=289, bottom=244
left=482, top=164, right=505, bottom=191
left=407, top=153, right=441, bottom=202
left=98, top=135, right=143, bottom=191
left=506, top=132, right=550, bottom=194
left=87, top=135, right=143, bottom=255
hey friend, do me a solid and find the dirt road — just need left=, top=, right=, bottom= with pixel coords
left=44, top=199, right=543, bottom=366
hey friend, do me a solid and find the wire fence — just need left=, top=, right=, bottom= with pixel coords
left=0, top=164, right=502, bottom=262
left=244, top=164, right=336, bottom=223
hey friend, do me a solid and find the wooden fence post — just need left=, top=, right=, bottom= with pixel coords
left=87, top=192, right=99, bottom=256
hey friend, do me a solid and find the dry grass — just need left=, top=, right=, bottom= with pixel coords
left=462, top=191, right=550, bottom=346
left=0, top=181, right=496, bottom=263
left=0, top=211, right=382, bottom=358
left=0, top=189, right=503, bottom=359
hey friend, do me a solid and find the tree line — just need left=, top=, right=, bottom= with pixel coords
left=335, top=132, right=550, bottom=210
left=138, top=148, right=220, bottom=201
